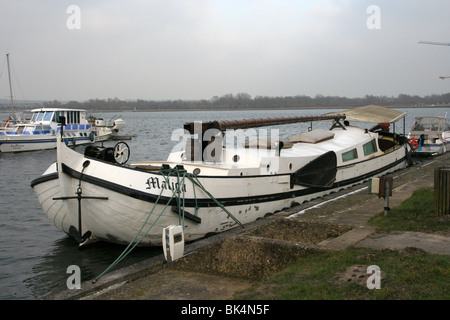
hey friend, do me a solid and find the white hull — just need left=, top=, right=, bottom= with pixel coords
left=34, top=158, right=407, bottom=246
left=0, top=135, right=92, bottom=152
left=0, top=108, right=95, bottom=153
left=32, top=121, right=410, bottom=246
left=413, top=141, right=450, bottom=156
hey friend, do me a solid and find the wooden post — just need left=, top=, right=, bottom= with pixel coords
left=435, top=167, right=450, bottom=216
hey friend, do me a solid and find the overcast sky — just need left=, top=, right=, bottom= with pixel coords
left=1, top=0, right=449, bottom=102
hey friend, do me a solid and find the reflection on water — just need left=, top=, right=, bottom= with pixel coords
left=0, top=107, right=447, bottom=299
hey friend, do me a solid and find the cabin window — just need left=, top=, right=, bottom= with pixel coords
left=43, top=112, right=53, bottom=121
left=363, top=139, right=377, bottom=156
left=36, top=111, right=45, bottom=122
left=16, top=126, right=25, bottom=134
left=24, top=126, right=34, bottom=134
left=342, top=149, right=358, bottom=162
left=33, top=126, right=43, bottom=134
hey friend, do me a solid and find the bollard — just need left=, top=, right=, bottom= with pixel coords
left=434, top=167, right=450, bottom=216
left=380, top=176, right=393, bottom=215
left=369, top=176, right=393, bottom=215
left=384, top=182, right=390, bottom=216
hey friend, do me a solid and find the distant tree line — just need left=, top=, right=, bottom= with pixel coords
left=40, top=92, right=450, bottom=111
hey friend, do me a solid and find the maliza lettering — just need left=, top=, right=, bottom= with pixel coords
left=146, top=176, right=187, bottom=192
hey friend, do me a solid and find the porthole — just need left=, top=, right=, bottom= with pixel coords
left=232, top=155, right=240, bottom=162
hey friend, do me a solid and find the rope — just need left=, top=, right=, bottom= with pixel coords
left=95, top=175, right=171, bottom=281
left=186, top=174, right=242, bottom=226
left=95, top=164, right=242, bottom=281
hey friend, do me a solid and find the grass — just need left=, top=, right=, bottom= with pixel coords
left=234, top=187, right=450, bottom=300
left=368, top=188, right=450, bottom=233
left=234, top=248, right=450, bottom=300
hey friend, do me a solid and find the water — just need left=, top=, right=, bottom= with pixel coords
left=0, top=107, right=448, bottom=300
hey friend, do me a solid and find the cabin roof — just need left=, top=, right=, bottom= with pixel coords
left=31, top=108, right=87, bottom=112
left=325, top=105, right=406, bottom=124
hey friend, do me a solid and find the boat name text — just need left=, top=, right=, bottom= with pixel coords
left=146, top=177, right=187, bottom=192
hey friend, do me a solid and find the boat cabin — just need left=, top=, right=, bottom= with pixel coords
left=9, top=124, right=53, bottom=135
left=410, top=116, right=449, bottom=133
left=29, top=108, right=92, bottom=132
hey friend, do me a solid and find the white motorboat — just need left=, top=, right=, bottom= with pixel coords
left=0, top=108, right=95, bottom=152
left=407, top=116, right=450, bottom=156
left=31, top=106, right=412, bottom=246
left=89, top=116, right=126, bottom=142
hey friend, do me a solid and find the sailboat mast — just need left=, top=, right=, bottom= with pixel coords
left=6, top=53, right=15, bottom=115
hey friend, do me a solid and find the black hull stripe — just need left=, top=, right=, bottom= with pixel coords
left=30, top=172, right=59, bottom=188
left=57, top=155, right=407, bottom=208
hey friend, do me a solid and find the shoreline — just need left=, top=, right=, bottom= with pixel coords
left=2, top=104, right=449, bottom=114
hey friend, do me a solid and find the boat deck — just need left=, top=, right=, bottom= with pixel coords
left=132, top=126, right=388, bottom=177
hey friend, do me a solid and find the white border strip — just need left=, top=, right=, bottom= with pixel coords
left=288, top=186, right=368, bottom=218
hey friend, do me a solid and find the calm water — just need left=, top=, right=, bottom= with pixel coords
left=0, top=107, right=448, bottom=300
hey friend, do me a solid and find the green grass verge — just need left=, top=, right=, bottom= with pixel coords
left=234, top=187, right=450, bottom=300
left=368, top=188, right=450, bottom=233
left=234, top=247, right=450, bottom=300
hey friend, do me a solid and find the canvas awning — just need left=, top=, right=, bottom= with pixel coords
left=324, top=105, right=406, bottom=124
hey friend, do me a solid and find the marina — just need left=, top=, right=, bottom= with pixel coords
left=1, top=1, right=449, bottom=304
left=0, top=107, right=448, bottom=300
left=31, top=106, right=411, bottom=247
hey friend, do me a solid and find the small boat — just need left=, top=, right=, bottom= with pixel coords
left=0, top=112, right=30, bottom=133
left=31, top=106, right=412, bottom=246
left=89, top=116, right=126, bottom=142
left=407, top=116, right=450, bottom=156
left=0, top=108, right=95, bottom=152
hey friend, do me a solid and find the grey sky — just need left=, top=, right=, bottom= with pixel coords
left=1, top=0, right=449, bottom=101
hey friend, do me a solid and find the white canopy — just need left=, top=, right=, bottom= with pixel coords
left=325, top=105, right=407, bottom=124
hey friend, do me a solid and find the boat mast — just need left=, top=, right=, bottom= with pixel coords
left=184, top=114, right=346, bottom=134
left=6, top=53, right=15, bottom=118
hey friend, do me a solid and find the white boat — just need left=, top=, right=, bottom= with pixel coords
left=0, top=108, right=95, bottom=152
left=89, top=116, right=126, bottom=142
left=407, top=116, right=450, bottom=156
left=0, top=112, right=30, bottom=133
left=31, top=106, right=412, bottom=246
